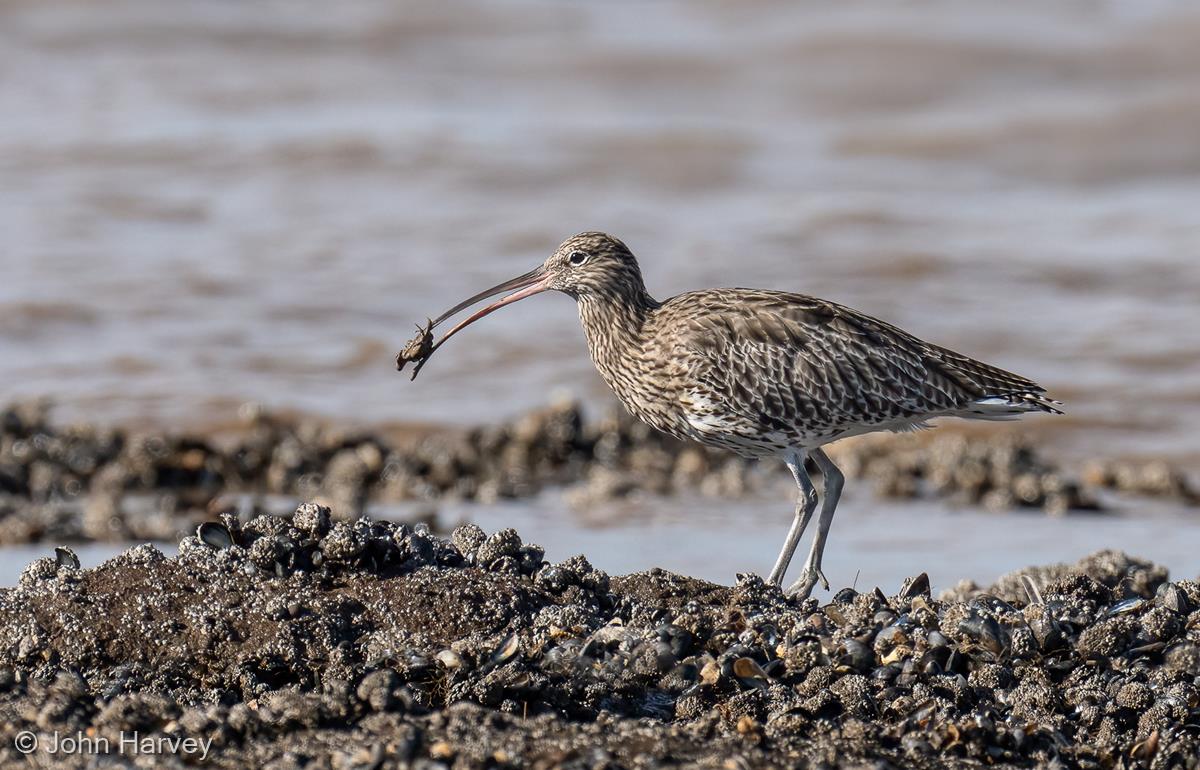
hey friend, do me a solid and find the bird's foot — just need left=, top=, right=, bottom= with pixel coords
left=785, top=567, right=828, bottom=599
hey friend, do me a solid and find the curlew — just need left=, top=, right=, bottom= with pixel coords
left=403, top=232, right=1060, bottom=597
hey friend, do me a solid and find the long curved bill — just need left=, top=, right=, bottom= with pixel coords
left=411, top=265, right=551, bottom=376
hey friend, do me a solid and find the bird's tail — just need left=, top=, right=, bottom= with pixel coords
left=925, top=344, right=1062, bottom=419
left=958, top=392, right=1064, bottom=421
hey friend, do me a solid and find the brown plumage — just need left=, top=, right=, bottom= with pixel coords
left=411, top=232, right=1060, bottom=597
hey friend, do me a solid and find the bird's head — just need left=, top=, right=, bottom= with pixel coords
left=421, top=232, right=646, bottom=355
left=542, top=232, right=644, bottom=299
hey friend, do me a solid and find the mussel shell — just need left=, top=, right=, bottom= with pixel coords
left=875, top=625, right=909, bottom=648
left=959, top=613, right=1007, bottom=655
left=761, top=659, right=786, bottom=678
left=971, top=594, right=1017, bottom=616
left=838, top=639, right=874, bottom=671
left=1155, top=582, right=1190, bottom=614
left=491, top=634, right=520, bottom=666
left=900, top=572, right=931, bottom=598
left=832, top=588, right=858, bottom=604
left=927, top=631, right=951, bottom=648
left=732, top=657, right=767, bottom=680
left=1106, top=597, right=1147, bottom=617
left=945, top=649, right=969, bottom=675
left=919, top=646, right=950, bottom=675
left=873, top=664, right=900, bottom=681
left=436, top=649, right=464, bottom=669
left=54, top=546, right=80, bottom=570
left=197, top=521, right=234, bottom=550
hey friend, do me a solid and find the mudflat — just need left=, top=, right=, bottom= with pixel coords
left=0, top=506, right=1194, bottom=768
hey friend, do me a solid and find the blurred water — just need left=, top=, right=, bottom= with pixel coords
left=3, top=490, right=1197, bottom=590
left=460, top=489, right=1200, bottom=593
left=2, top=0, right=1199, bottom=472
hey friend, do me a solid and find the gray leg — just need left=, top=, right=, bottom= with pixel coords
left=786, top=448, right=845, bottom=599
left=766, top=451, right=818, bottom=586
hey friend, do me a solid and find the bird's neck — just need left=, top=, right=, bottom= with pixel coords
left=576, top=287, right=659, bottom=375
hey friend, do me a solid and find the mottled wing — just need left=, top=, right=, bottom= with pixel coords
left=834, top=302, right=1058, bottom=411
left=662, top=290, right=1051, bottom=447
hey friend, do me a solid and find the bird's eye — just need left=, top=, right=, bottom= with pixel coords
left=568, top=250, right=589, bottom=266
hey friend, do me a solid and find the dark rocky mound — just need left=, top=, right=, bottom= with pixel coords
left=1, top=504, right=1197, bottom=768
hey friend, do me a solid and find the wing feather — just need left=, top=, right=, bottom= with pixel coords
left=656, top=289, right=1055, bottom=443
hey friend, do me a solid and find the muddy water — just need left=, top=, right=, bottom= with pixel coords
left=2, top=2, right=1199, bottom=582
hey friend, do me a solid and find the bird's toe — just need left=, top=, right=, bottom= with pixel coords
left=785, top=570, right=819, bottom=599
